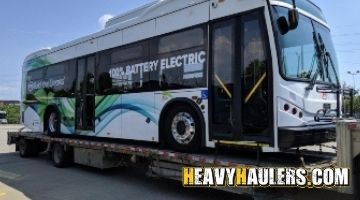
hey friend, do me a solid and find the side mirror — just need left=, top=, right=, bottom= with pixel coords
left=288, top=9, right=299, bottom=30
left=277, top=16, right=289, bottom=35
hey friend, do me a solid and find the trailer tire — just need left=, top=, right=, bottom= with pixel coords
left=45, top=108, right=61, bottom=136
left=355, top=155, right=360, bottom=199
left=164, top=105, right=202, bottom=152
left=52, top=143, right=73, bottom=168
left=18, top=138, right=38, bottom=158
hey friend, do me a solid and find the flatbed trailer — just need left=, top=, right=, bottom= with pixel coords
left=7, top=120, right=360, bottom=199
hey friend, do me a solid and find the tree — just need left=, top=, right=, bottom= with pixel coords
left=342, top=89, right=360, bottom=118
left=354, top=95, right=360, bottom=118
left=0, top=104, right=20, bottom=124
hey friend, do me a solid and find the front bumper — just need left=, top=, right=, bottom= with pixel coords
left=278, top=123, right=336, bottom=149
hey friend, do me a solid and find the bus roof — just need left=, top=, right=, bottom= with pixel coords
left=24, top=0, right=209, bottom=65
left=24, top=0, right=326, bottom=67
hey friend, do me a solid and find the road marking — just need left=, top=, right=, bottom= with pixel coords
left=0, top=170, right=20, bottom=180
left=0, top=192, right=6, bottom=197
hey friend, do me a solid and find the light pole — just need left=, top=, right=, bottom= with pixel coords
left=347, top=70, right=360, bottom=90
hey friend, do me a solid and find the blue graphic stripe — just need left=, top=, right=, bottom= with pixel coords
left=95, top=103, right=158, bottom=135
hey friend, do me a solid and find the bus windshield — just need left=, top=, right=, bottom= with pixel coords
left=273, top=6, right=339, bottom=85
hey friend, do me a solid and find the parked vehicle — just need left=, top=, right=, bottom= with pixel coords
left=0, top=111, right=8, bottom=124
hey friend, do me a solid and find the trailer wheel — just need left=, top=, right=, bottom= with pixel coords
left=164, top=105, right=202, bottom=152
left=52, top=143, right=73, bottom=168
left=45, top=108, right=60, bottom=136
left=18, top=138, right=38, bottom=158
left=355, top=155, right=360, bottom=199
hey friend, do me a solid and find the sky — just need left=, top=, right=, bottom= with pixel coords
left=0, top=0, right=359, bottom=100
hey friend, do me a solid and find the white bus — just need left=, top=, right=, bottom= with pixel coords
left=21, top=0, right=340, bottom=152
left=0, top=111, right=7, bottom=124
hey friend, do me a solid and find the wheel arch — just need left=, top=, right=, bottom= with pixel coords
left=158, top=98, right=206, bottom=147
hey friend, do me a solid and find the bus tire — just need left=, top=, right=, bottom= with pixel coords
left=45, top=108, right=61, bottom=136
left=18, top=138, right=38, bottom=158
left=164, top=105, right=202, bottom=152
left=52, top=143, right=73, bottom=168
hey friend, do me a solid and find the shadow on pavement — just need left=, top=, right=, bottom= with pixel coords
left=0, top=152, right=250, bottom=200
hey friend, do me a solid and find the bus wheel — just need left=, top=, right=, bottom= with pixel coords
left=46, top=109, right=60, bottom=136
left=165, top=105, right=202, bottom=152
left=52, top=143, right=73, bottom=168
left=18, top=138, right=38, bottom=158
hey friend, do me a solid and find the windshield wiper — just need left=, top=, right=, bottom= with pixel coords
left=324, top=51, right=340, bottom=88
left=307, top=31, right=340, bottom=91
left=306, top=31, right=324, bottom=91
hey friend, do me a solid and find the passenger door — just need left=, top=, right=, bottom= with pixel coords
left=75, top=56, right=96, bottom=133
left=210, top=18, right=241, bottom=139
left=210, top=9, right=272, bottom=142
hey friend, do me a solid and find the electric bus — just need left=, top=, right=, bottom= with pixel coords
left=21, top=0, right=340, bottom=152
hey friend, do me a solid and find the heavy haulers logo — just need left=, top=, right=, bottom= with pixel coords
left=182, top=167, right=350, bottom=187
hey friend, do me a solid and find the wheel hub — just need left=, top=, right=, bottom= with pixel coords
left=171, top=112, right=195, bottom=145
left=48, top=113, right=58, bottom=133
left=176, top=121, right=186, bottom=135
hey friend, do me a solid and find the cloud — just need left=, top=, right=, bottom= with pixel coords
left=98, top=14, right=114, bottom=29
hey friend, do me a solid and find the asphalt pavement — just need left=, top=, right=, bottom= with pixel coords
left=0, top=125, right=352, bottom=200
left=0, top=125, right=247, bottom=200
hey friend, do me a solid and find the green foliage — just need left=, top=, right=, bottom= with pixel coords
left=298, top=70, right=311, bottom=79
left=343, top=95, right=360, bottom=118
left=0, top=104, right=20, bottom=124
left=354, top=96, right=360, bottom=117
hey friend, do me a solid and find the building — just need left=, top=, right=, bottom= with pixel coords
left=0, top=100, right=20, bottom=106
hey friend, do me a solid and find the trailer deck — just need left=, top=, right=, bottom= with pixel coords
left=7, top=121, right=360, bottom=199
left=7, top=131, right=336, bottom=169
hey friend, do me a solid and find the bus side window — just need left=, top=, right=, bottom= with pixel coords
left=65, top=60, right=77, bottom=96
left=46, top=63, right=66, bottom=97
left=26, top=68, right=45, bottom=100
left=111, top=45, right=143, bottom=64
left=27, top=68, right=45, bottom=81
left=86, top=56, right=95, bottom=94
left=157, top=27, right=207, bottom=90
left=96, top=52, right=112, bottom=95
left=98, top=43, right=149, bottom=94
left=77, top=59, right=86, bottom=93
left=158, top=28, right=204, bottom=54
